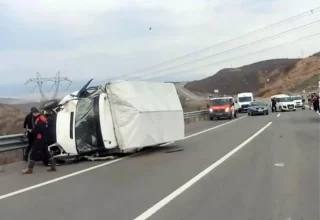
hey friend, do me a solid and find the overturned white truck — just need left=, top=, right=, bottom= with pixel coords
left=46, top=80, right=185, bottom=160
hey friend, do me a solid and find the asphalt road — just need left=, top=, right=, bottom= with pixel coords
left=0, top=110, right=319, bottom=220
left=175, top=83, right=205, bottom=101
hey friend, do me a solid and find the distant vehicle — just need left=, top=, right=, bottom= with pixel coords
left=271, top=94, right=297, bottom=112
left=237, top=92, right=254, bottom=112
left=290, top=95, right=304, bottom=108
left=208, top=96, right=237, bottom=120
left=247, top=101, right=269, bottom=116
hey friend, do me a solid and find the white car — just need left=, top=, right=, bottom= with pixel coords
left=271, top=94, right=297, bottom=112
left=291, top=95, right=304, bottom=108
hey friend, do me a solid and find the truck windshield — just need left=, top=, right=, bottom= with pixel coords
left=211, top=99, right=232, bottom=106
left=238, top=97, right=252, bottom=102
left=74, top=96, right=103, bottom=153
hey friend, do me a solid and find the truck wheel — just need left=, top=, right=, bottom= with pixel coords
left=234, top=111, right=237, bottom=118
left=210, top=116, right=213, bottom=121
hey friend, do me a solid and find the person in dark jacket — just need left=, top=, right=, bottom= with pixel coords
left=271, top=97, right=277, bottom=112
left=22, top=108, right=57, bottom=174
left=23, top=108, right=36, bottom=162
left=313, top=93, right=320, bottom=112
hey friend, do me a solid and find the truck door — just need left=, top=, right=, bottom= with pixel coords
left=99, top=93, right=117, bottom=149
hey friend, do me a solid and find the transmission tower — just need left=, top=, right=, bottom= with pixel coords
left=24, top=72, right=72, bottom=101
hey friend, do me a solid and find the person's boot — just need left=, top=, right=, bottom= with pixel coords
left=47, top=158, right=57, bottom=172
left=22, top=160, right=36, bottom=174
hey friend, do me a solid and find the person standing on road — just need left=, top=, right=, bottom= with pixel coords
left=271, top=97, right=277, bottom=112
left=22, top=107, right=57, bottom=174
left=23, top=107, right=36, bottom=162
left=314, top=93, right=320, bottom=112
left=312, top=93, right=320, bottom=112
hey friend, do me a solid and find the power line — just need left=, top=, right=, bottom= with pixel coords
left=145, top=32, right=320, bottom=80
left=107, top=6, right=320, bottom=81
left=133, top=19, right=320, bottom=79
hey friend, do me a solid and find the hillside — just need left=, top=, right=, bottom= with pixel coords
left=185, top=58, right=300, bottom=95
left=258, top=54, right=320, bottom=97
left=0, top=104, right=27, bottom=136
left=0, top=102, right=42, bottom=135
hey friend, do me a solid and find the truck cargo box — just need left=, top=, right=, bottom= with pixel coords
left=106, top=81, right=184, bottom=151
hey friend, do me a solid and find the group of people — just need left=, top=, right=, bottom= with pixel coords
left=308, top=93, right=320, bottom=112
left=22, top=107, right=57, bottom=174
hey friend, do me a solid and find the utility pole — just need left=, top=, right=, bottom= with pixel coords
left=24, top=72, right=72, bottom=101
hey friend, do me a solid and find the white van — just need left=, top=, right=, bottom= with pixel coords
left=237, top=92, right=254, bottom=112
left=271, top=94, right=297, bottom=112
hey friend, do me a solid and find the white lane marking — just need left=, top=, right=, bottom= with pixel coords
left=0, top=157, right=125, bottom=200
left=182, top=116, right=246, bottom=140
left=0, top=116, right=247, bottom=201
left=274, top=163, right=284, bottom=167
left=277, top=113, right=281, bottom=117
left=134, top=122, right=273, bottom=220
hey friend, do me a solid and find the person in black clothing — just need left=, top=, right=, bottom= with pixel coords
left=23, top=107, right=36, bottom=162
left=22, top=107, right=57, bottom=174
left=271, top=98, right=277, bottom=112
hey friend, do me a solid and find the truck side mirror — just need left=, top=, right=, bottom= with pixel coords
left=235, top=101, right=238, bottom=103
left=207, top=104, right=210, bottom=108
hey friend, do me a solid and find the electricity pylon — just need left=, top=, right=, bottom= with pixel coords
left=24, top=72, right=72, bottom=101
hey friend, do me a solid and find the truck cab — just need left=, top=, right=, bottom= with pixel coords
left=209, top=96, right=237, bottom=120
left=237, top=92, right=254, bottom=112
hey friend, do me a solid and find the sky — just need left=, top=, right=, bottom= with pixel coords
left=0, top=0, right=320, bottom=99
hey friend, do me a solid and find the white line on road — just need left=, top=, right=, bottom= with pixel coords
left=0, top=116, right=247, bottom=201
left=0, top=157, right=125, bottom=200
left=183, top=116, right=246, bottom=140
left=277, top=113, right=281, bottom=117
left=134, top=121, right=273, bottom=220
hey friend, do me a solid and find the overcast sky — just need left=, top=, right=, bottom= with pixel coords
left=0, top=0, right=320, bottom=98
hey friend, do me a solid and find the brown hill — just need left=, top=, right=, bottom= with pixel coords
left=0, top=104, right=27, bottom=136
left=258, top=54, right=320, bottom=97
left=0, top=102, right=43, bottom=136
left=185, top=58, right=300, bottom=95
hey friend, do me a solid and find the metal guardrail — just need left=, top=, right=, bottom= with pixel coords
left=0, top=134, right=28, bottom=152
left=0, top=110, right=209, bottom=152
left=183, top=110, right=209, bottom=119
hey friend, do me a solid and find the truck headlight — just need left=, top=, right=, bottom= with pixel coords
left=209, top=108, right=213, bottom=112
left=225, top=107, right=230, bottom=112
